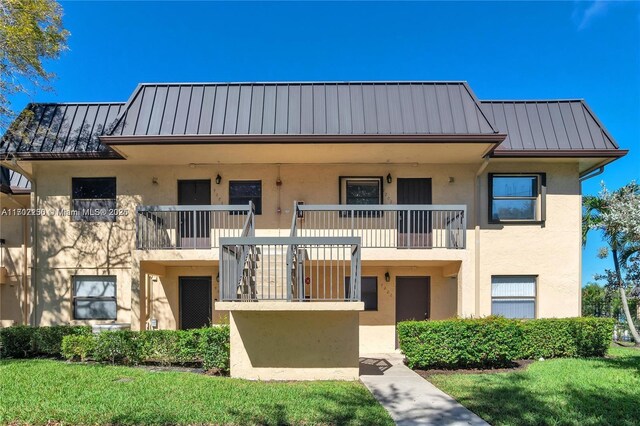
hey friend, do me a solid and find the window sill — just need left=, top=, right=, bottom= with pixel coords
left=489, top=220, right=545, bottom=226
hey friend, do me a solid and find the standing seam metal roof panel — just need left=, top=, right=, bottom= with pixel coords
left=107, top=82, right=499, bottom=137
left=0, top=103, right=124, bottom=157
left=480, top=100, right=619, bottom=151
left=1, top=82, right=623, bottom=158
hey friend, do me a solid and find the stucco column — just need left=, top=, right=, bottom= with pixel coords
left=130, top=257, right=146, bottom=331
left=456, top=240, right=476, bottom=318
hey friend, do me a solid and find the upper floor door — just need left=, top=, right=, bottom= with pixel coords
left=397, top=178, right=432, bottom=248
left=178, top=179, right=211, bottom=248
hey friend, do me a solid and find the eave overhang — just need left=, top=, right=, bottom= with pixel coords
left=100, top=133, right=508, bottom=145
left=489, top=149, right=628, bottom=159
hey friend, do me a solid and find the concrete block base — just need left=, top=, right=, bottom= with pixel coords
left=228, top=310, right=361, bottom=380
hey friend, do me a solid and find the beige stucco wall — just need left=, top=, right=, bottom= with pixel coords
left=33, top=267, right=131, bottom=326
left=477, top=162, right=582, bottom=318
left=228, top=309, right=360, bottom=380
left=147, top=265, right=221, bottom=330
left=0, top=193, right=31, bottom=326
left=20, top=158, right=581, bottom=345
left=358, top=265, right=458, bottom=353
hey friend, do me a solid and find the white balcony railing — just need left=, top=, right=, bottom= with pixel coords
left=136, top=203, right=254, bottom=250
left=292, top=203, right=466, bottom=249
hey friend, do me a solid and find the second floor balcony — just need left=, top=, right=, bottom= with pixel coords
left=135, top=202, right=466, bottom=251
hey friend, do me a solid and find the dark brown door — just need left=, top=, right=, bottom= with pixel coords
left=178, top=180, right=211, bottom=248
left=397, top=178, right=432, bottom=248
left=179, top=277, right=212, bottom=329
left=396, top=276, right=431, bottom=322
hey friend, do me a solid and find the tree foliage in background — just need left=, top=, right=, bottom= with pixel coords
left=582, top=282, right=638, bottom=325
left=0, top=0, right=68, bottom=131
left=583, top=181, right=640, bottom=345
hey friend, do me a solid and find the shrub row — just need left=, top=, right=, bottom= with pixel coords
left=520, top=317, right=614, bottom=359
left=61, top=327, right=230, bottom=373
left=0, top=325, right=92, bottom=358
left=397, top=316, right=615, bottom=369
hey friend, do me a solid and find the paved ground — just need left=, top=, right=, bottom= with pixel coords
left=360, top=354, right=489, bottom=426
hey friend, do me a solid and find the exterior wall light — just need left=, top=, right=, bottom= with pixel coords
left=386, top=174, right=392, bottom=184
left=216, top=174, right=222, bottom=185
left=385, top=272, right=391, bottom=282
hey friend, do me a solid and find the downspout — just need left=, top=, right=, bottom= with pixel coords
left=474, top=158, right=490, bottom=317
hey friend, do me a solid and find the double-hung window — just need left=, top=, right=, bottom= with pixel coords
left=71, top=177, right=116, bottom=222
left=491, top=276, right=536, bottom=319
left=489, top=174, right=545, bottom=223
left=73, top=276, right=117, bottom=320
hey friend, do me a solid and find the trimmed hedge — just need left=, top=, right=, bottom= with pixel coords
left=61, top=326, right=230, bottom=373
left=397, top=317, right=523, bottom=369
left=196, top=326, right=230, bottom=372
left=519, top=317, right=614, bottom=359
left=0, top=325, right=91, bottom=359
left=398, top=317, right=615, bottom=370
left=93, top=330, right=144, bottom=365
left=61, top=335, right=96, bottom=362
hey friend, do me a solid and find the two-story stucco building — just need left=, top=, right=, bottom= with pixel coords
left=0, top=81, right=626, bottom=379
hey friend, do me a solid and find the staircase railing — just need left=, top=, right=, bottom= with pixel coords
left=286, top=202, right=299, bottom=301
left=220, top=236, right=361, bottom=302
left=220, top=202, right=256, bottom=300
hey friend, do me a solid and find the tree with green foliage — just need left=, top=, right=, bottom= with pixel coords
left=0, top=0, right=68, bottom=130
left=582, top=281, right=638, bottom=325
left=582, top=282, right=607, bottom=317
left=583, top=181, right=640, bottom=345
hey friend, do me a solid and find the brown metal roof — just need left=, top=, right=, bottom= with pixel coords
left=1, top=103, right=125, bottom=159
left=0, top=167, right=30, bottom=194
left=0, top=81, right=625, bottom=160
left=108, top=82, right=498, bottom=137
left=480, top=100, right=619, bottom=152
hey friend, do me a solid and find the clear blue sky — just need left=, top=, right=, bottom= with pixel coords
left=14, top=1, right=640, bottom=285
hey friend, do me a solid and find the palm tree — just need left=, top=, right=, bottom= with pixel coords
left=583, top=183, right=640, bottom=346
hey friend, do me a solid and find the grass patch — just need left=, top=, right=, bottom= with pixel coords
left=427, top=346, right=640, bottom=426
left=0, top=359, right=392, bottom=425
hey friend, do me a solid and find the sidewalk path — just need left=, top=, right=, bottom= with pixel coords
left=360, top=354, right=489, bottom=426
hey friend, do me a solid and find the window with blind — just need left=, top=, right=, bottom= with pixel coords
left=73, top=276, right=117, bottom=320
left=491, top=276, right=536, bottom=319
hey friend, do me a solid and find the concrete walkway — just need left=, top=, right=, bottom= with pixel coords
left=360, top=354, right=489, bottom=426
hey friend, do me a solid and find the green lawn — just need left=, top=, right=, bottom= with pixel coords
left=0, top=360, right=393, bottom=425
left=427, top=345, right=640, bottom=426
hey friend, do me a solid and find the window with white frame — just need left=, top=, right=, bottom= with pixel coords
left=73, top=276, right=117, bottom=320
left=491, top=276, right=536, bottom=319
left=489, top=174, right=545, bottom=223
